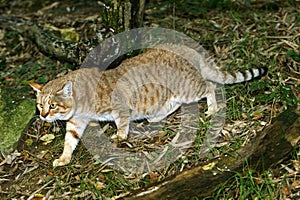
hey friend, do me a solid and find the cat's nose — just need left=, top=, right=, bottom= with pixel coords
left=41, top=111, right=48, bottom=118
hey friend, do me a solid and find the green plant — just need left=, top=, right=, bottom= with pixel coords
left=250, top=81, right=298, bottom=107
left=211, top=168, right=282, bottom=199
left=101, top=1, right=122, bottom=32
left=286, top=50, right=300, bottom=62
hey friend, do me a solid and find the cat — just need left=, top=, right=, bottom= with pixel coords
left=29, top=44, right=267, bottom=167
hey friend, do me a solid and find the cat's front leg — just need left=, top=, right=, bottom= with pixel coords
left=53, top=118, right=89, bottom=167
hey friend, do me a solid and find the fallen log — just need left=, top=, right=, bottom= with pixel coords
left=0, top=1, right=145, bottom=67
left=0, top=15, right=97, bottom=66
left=122, top=107, right=300, bottom=199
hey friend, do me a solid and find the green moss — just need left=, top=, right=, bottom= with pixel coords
left=0, top=88, right=35, bottom=154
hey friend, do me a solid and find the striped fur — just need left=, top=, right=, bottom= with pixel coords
left=29, top=44, right=267, bottom=166
left=205, top=67, right=267, bottom=84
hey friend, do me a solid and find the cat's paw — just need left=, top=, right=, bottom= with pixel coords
left=53, top=156, right=71, bottom=167
left=111, top=133, right=127, bottom=141
left=205, top=104, right=218, bottom=116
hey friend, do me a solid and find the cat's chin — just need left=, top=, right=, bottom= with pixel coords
left=59, top=109, right=75, bottom=121
left=40, top=116, right=54, bottom=123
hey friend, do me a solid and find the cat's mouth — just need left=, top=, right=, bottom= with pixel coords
left=40, top=116, right=54, bottom=123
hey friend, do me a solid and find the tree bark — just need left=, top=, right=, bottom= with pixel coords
left=121, top=107, right=300, bottom=199
left=129, top=0, right=145, bottom=29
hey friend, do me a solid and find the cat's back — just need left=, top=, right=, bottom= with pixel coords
left=42, top=68, right=101, bottom=93
left=109, top=46, right=202, bottom=92
left=118, top=46, right=200, bottom=73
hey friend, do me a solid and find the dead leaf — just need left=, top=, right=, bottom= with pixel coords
left=40, top=134, right=55, bottom=142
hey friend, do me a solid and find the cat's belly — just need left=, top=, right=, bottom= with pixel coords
left=130, top=100, right=181, bottom=122
left=94, top=113, right=115, bottom=121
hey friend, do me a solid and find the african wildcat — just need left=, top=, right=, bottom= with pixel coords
left=29, top=44, right=267, bottom=167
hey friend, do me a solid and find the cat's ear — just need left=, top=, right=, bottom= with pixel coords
left=61, top=81, right=73, bottom=96
left=29, top=82, right=43, bottom=94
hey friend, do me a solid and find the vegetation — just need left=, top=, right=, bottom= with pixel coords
left=0, top=0, right=299, bottom=199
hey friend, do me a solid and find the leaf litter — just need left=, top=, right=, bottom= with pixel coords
left=0, top=0, right=299, bottom=199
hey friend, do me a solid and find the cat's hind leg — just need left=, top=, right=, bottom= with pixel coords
left=205, top=83, right=218, bottom=116
left=148, top=102, right=181, bottom=123
left=206, top=92, right=218, bottom=116
left=111, top=110, right=131, bottom=140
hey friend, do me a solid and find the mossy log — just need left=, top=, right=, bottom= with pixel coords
left=122, top=107, right=300, bottom=199
left=0, top=15, right=106, bottom=66
left=0, top=88, right=35, bottom=154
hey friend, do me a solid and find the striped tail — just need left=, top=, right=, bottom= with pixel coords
left=205, top=67, right=268, bottom=84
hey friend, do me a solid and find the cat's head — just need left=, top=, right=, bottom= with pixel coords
left=29, top=81, right=75, bottom=122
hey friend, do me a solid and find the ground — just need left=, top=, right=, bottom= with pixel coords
left=0, top=0, right=299, bottom=199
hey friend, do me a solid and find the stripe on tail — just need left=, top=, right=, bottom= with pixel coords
left=208, top=67, right=268, bottom=84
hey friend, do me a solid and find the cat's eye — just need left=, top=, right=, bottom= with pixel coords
left=50, top=103, right=57, bottom=109
left=38, top=104, right=43, bottom=108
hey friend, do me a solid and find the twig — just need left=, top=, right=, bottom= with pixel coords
left=27, top=179, right=54, bottom=200
left=265, top=35, right=293, bottom=39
